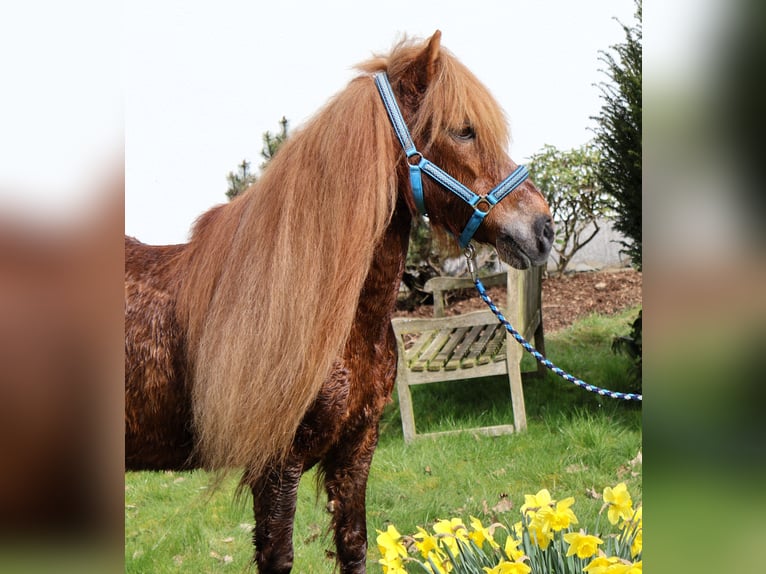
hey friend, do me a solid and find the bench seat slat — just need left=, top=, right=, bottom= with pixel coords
left=403, top=331, right=436, bottom=362
left=428, top=327, right=469, bottom=371
left=410, top=329, right=452, bottom=372
left=463, top=323, right=497, bottom=368
left=476, top=324, right=506, bottom=366
left=445, top=325, right=484, bottom=370
left=493, top=340, right=508, bottom=362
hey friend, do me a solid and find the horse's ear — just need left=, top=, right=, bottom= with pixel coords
left=402, top=30, right=442, bottom=97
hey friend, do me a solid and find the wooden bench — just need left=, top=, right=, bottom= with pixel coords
left=391, top=266, right=545, bottom=442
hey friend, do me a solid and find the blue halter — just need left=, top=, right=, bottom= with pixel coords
left=373, top=72, right=529, bottom=249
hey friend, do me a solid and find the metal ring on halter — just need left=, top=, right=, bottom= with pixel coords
left=406, top=152, right=423, bottom=165
left=474, top=198, right=492, bottom=214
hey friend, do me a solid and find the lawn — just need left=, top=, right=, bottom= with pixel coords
left=124, top=307, right=642, bottom=573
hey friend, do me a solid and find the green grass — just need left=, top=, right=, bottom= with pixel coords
left=125, top=307, right=641, bottom=573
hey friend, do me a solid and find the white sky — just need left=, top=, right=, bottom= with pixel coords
left=124, top=0, right=638, bottom=245
left=1, top=1, right=637, bottom=243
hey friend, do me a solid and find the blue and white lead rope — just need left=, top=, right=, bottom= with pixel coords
left=466, top=250, right=642, bottom=402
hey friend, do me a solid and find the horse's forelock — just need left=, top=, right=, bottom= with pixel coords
left=361, top=36, right=510, bottom=161
left=421, top=56, right=510, bottom=157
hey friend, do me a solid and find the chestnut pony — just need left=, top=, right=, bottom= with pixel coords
left=125, top=32, right=552, bottom=573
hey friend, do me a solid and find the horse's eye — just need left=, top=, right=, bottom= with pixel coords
left=452, top=125, right=476, bottom=141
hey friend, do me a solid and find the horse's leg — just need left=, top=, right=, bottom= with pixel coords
left=322, top=428, right=378, bottom=574
left=250, top=459, right=304, bottom=574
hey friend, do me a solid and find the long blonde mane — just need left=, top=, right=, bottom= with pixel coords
left=177, top=71, right=399, bottom=478
left=175, top=36, right=510, bottom=481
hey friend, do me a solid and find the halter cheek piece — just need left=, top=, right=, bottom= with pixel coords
left=373, top=72, right=529, bottom=249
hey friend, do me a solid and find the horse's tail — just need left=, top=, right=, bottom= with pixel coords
left=177, top=76, right=398, bottom=482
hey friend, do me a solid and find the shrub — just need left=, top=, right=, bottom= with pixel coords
left=527, top=144, right=615, bottom=274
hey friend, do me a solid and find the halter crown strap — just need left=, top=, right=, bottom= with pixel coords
left=374, top=72, right=528, bottom=249
left=374, top=73, right=428, bottom=214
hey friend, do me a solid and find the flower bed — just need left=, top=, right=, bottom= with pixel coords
left=376, top=482, right=641, bottom=574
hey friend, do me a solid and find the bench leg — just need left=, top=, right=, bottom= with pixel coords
left=508, top=362, right=527, bottom=432
left=396, top=371, right=417, bottom=443
left=506, top=326, right=528, bottom=432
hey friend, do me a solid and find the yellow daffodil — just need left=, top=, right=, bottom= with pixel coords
left=527, top=522, right=554, bottom=550
left=511, top=521, right=523, bottom=539
left=620, top=506, right=642, bottom=557
left=414, top=526, right=439, bottom=558
left=528, top=506, right=552, bottom=535
left=584, top=556, right=641, bottom=574
left=431, top=518, right=467, bottom=557
left=376, top=525, right=407, bottom=561
left=433, top=518, right=468, bottom=539
left=546, top=496, right=579, bottom=531
left=631, top=527, right=643, bottom=557
left=563, top=531, right=604, bottom=559
left=583, top=555, right=622, bottom=574
left=483, top=560, right=532, bottom=574
left=526, top=496, right=577, bottom=539
left=520, top=488, right=554, bottom=516
left=503, top=535, right=524, bottom=562
left=377, top=552, right=407, bottom=574
left=603, top=482, right=633, bottom=525
left=469, top=516, right=500, bottom=549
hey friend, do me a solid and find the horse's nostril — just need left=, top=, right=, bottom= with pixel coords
left=535, top=215, right=554, bottom=245
left=544, top=217, right=554, bottom=242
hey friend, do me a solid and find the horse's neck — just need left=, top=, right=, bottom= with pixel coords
left=353, top=197, right=412, bottom=333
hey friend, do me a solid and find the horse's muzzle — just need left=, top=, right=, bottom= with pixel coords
left=496, top=214, right=553, bottom=269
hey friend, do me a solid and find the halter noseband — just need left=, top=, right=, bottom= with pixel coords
left=373, top=72, right=529, bottom=249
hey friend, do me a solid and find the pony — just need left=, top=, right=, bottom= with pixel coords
left=125, top=31, right=553, bottom=573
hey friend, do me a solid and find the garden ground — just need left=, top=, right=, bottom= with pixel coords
left=395, top=268, right=642, bottom=333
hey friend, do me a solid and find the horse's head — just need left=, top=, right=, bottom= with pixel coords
left=383, top=31, right=553, bottom=269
